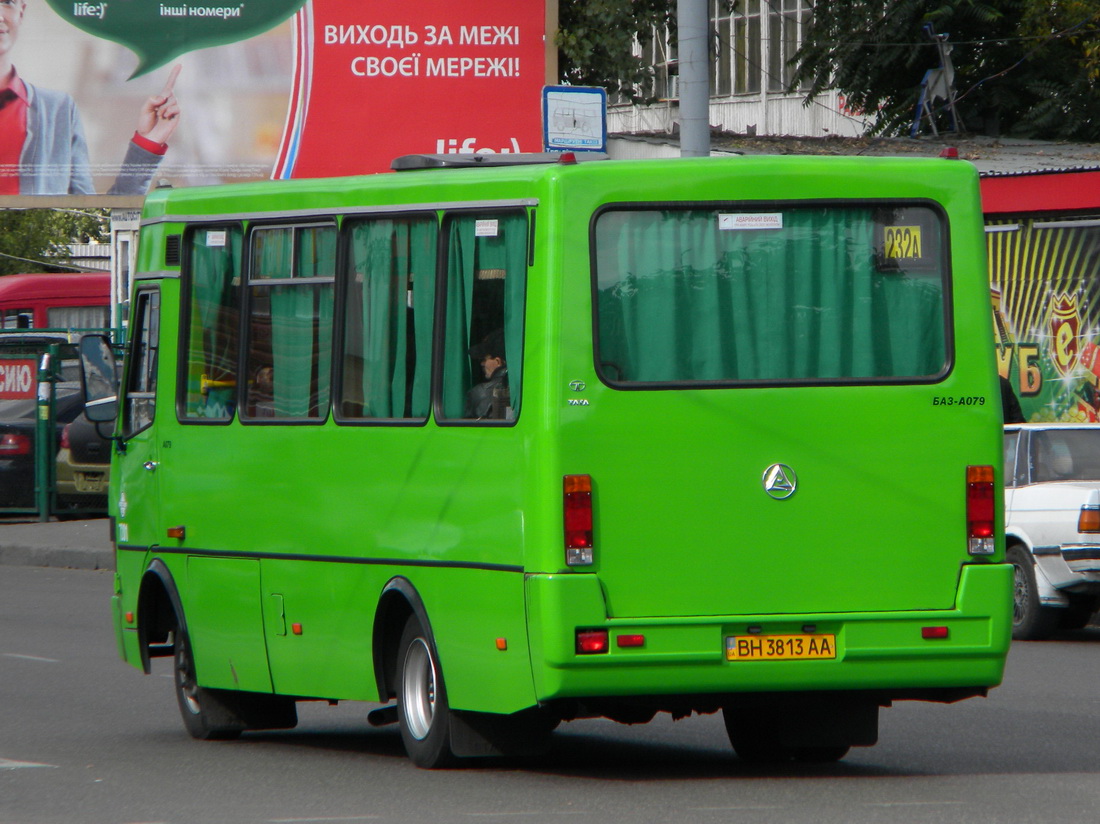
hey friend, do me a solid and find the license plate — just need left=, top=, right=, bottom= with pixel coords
left=725, top=633, right=837, bottom=662
left=74, top=472, right=106, bottom=493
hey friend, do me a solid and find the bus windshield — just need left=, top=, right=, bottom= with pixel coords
left=593, top=204, right=948, bottom=385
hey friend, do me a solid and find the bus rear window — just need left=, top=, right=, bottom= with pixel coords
left=593, top=204, right=949, bottom=385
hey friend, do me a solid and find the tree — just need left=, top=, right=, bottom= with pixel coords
left=557, top=0, right=675, bottom=100
left=791, top=0, right=1100, bottom=140
left=0, top=209, right=109, bottom=276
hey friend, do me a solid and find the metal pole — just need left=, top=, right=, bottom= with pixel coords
left=34, top=347, right=58, bottom=522
left=677, top=0, right=711, bottom=157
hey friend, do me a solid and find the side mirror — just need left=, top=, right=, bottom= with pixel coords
left=80, top=335, right=119, bottom=424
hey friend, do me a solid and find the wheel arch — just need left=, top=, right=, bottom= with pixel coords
left=136, top=558, right=186, bottom=675
left=1004, top=529, right=1033, bottom=556
left=372, top=576, right=435, bottom=702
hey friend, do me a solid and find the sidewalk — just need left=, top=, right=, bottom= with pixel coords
left=0, top=518, right=114, bottom=571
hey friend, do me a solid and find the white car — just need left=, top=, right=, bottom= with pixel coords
left=1005, top=424, right=1100, bottom=639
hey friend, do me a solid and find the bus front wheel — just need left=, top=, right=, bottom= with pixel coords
left=396, top=617, right=455, bottom=768
left=173, top=626, right=244, bottom=740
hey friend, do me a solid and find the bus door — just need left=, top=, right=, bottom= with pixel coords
left=116, top=286, right=161, bottom=547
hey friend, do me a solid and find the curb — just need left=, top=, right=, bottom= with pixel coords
left=0, top=518, right=115, bottom=571
left=0, top=544, right=114, bottom=571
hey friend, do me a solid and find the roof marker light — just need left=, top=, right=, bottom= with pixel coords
left=940, top=147, right=959, bottom=158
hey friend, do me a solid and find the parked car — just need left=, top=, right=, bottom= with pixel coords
left=1005, top=424, right=1100, bottom=639
left=0, top=385, right=85, bottom=509
left=55, top=411, right=111, bottom=512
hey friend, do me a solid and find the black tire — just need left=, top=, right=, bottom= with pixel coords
left=396, top=617, right=455, bottom=768
left=1008, top=545, right=1061, bottom=641
left=1059, top=597, right=1098, bottom=630
left=791, top=745, right=850, bottom=763
left=722, top=707, right=791, bottom=763
left=173, top=626, right=244, bottom=740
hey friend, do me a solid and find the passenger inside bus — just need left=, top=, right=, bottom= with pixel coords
left=464, top=330, right=509, bottom=419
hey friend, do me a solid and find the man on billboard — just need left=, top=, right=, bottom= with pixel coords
left=0, top=0, right=181, bottom=195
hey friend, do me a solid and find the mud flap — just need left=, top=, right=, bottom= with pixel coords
left=449, top=707, right=555, bottom=757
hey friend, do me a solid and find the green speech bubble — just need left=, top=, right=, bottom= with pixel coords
left=44, top=0, right=308, bottom=78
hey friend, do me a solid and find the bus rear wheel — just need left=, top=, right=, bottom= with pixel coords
left=396, top=617, right=455, bottom=768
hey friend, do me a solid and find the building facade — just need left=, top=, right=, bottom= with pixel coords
left=608, top=0, right=869, bottom=139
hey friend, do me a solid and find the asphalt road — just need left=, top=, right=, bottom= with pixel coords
left=3, top=566, right=1099, bottom=824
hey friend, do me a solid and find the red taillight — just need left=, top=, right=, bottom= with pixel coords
left=922, top=626, right=949, bottom=640
left=564, top=474, right=594, bottom=566
left=0, top=432, right=31, bottom=456
left=575, top=630, right=608, bottom=654
left=59, top=424, right=72, bottom=451
left=967, top=465, right=996, bottom=555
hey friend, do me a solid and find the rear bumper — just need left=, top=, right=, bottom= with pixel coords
left=526, top=563, right=1012, bottom=703
left=1034, top=544, right=1100, bottom=599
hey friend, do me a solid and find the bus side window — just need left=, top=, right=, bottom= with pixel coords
left=123, top=289, right=160, bottom=439
left=439, top=213, right=527, bottom=423
left=243, top=224, right=336, bottom=421
left=180, top=225, right=242, bottom=421
left=338, top=216, right=436, bottom=420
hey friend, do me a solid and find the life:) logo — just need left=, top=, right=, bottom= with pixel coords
left=435, top=137, right=522, bottom=154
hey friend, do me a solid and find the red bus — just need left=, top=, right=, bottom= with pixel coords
left=0, top=273, right=110, bottom=331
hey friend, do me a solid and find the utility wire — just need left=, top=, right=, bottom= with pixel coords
left=0, top=250, right=88, bottom=273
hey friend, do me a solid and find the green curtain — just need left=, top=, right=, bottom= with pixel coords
left=442, top=219, right=476, bottom=418
left=441, top=214, right=528, bottom=420
left=595, top=208, right=945, bottom=383
left=344, top=218, right=436, bottom=418
left=185, top=226, right=241, bottom=418
left=257, top=226, right=335, bottom=418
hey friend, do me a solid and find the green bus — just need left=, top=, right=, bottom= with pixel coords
left=84, top=152, right=1011, bottom=768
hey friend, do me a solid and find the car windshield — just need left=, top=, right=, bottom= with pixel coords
left=0, top=399, right=37, bottom=421
left=0, top=385, right=82, bottom=423
left=1030, top=430, right=1100, bottom=482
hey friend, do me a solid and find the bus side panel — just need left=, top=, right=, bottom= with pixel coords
left=260, top=560, right=379, bottom=700
left=183, top=555, right=274, bottom=693
left=408, top=567, right=536, bottom=714
left=112, top=547, right=150, bottom=670
left=152, top=411, right=539, bottom=710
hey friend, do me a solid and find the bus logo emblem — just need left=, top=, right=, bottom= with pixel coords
left=762, top=464, right=797, bottom=499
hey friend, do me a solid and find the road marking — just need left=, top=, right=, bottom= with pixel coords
left=0, top=758, right=57, bottom=770
left=270, top=818, right=381, bottom=823
left=2, top=653, right=61, bottom=663
left=864, top=802, right=967, bottom=808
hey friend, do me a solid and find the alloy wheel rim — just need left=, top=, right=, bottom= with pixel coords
left=402, top=637, right=436, bottom=740
left=1012, top=564, right=1028, bottom=623
left=176, top=637, right=201, bottom=715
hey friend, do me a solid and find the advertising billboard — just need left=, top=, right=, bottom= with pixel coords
left=989, top=217, right=1100, bottom=423
left=0, top=0, right=549, bottom=203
